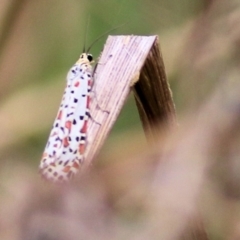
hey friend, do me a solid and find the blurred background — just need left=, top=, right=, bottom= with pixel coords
left=1, top=0, right=240, bottom=239
left=0, top=0, right=204, bottom=166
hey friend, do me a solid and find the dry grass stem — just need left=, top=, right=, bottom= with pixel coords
left=85, top=35, right=176, bottom=167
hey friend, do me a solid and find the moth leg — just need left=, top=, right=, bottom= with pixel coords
left=88, top=111, right=102, bottom=126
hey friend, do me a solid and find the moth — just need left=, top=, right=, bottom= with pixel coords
left=39, top=22, right=124, bottom=182
left=39, top=52, right=94, bottom=182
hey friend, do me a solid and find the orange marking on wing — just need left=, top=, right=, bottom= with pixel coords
left=65, top=121, right=72, bottom=131
left=86, top=96, right=90, bottom=108
left=80, top=120, right=87, bottom=133
left=63, top=137, right=69, bottom=147
left=88, top=80, right=92, bottom=87
left=79, top=143, right=85, bottom=155
left=74, top=81, right=80, bottom=87
left=63, top=166, right=71, bottom=173
left=73, top=161, right=79, bottom=169
left=57, top=110, right=62, bottom=120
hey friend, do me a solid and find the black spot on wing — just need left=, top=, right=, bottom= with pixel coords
left=67, top=112, right=73, bottom=117
left=55, top=137, right=61, bottom=141
left=81, top=136, right=86, bottom=141
left=86, top=112, right=90, bottom=117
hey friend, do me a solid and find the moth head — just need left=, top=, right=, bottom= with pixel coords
left=87, top=53, right=93, bottom=62
left=78, top=53, right=93, bottom=63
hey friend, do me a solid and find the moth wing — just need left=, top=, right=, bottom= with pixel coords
left=39, top=62, right=92, bottom=182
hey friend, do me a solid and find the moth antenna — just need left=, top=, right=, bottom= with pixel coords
left=86, top=22, right=127, bottom=53
left=83, top=16, right=91, bottom=53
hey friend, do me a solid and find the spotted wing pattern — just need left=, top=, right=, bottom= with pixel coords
left=39, top=53, right=93, bottom=182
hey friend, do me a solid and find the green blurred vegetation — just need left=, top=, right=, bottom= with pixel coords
left=3, top=1, right=240, bottom=239
left=0, top=0, right=205, bottom=166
